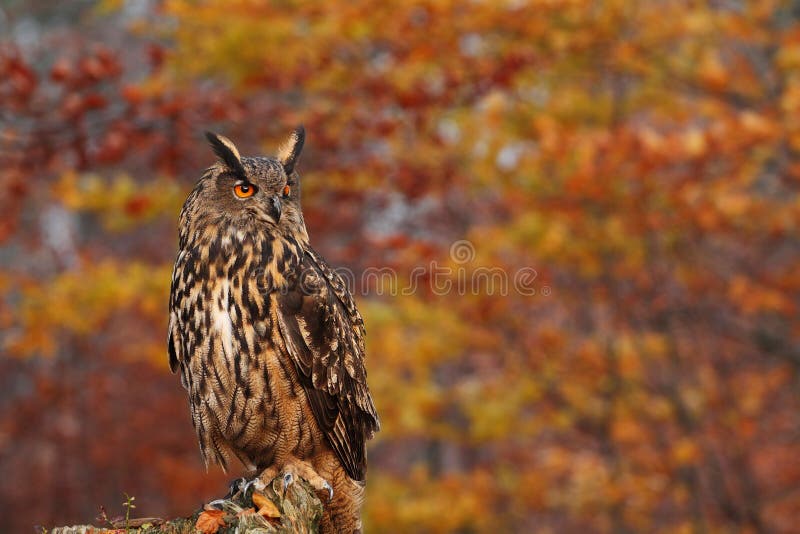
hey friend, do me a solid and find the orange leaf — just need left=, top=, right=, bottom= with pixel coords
left=195, top=509, right=226, bottom=534
left=252, top=492, right=281, bottom=518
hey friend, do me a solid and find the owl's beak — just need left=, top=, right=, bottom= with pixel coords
left=268, top=195, right=282, bottom=222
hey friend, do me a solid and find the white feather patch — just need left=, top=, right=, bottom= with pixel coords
left=212, top=279, right=234, bottom=360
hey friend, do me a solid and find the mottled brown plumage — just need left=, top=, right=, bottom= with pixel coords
left=168, top=128, right=379, bottom=533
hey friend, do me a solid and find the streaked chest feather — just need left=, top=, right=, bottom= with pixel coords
left=173, top=227, right=314, bottom=457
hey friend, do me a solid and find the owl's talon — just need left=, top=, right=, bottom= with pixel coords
left=242, top=478, right=261, bottom=496
left=207, top=499, right=227, bottom=510
left=322, top=480, right=334, bottom=502
left=282, top=472, right=294, bottom=492
left=226, top=477, right=248, bottom=498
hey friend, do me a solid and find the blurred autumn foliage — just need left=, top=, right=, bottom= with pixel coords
left=2, top=0, right=800, bottom=532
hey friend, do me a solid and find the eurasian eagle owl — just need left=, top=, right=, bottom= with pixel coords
left=168, top=127, right=379, bottom=533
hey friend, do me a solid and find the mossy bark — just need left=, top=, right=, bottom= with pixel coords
left=49, top=475, right=324, bottom=534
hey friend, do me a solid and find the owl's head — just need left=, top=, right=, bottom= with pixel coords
left=183, top=126, right=307, bottom=242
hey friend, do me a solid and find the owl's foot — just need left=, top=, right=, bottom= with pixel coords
left=255, top=465, right=279, bottom=488
left=269, top=458, right=334, bottom=502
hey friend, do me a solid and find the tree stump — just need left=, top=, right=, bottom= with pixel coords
left=48, top=475, right=324, bottom=533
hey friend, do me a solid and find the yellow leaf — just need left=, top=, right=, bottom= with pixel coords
left=682, top=128, right=707, bottom=158
left=715, top=193, right=750, bottom=218
left=672, top=438, right=700, bottom=466
left=739, top=111, right=773, bottom=138
left=252, top=492, right=281, bottom=518
left=698, top=50, right=728, bottom=88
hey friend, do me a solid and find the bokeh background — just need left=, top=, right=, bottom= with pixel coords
left=2, top=0, right=800, bottom=532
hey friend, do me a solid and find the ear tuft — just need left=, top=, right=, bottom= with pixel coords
left=205, top=131, right=246, bottom=177
left=276, top=125, right=305, bottom=175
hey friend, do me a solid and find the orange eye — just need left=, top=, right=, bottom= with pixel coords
left=234, top=183, right=256, bottom=198
left=283, top=184, right=291, bottom=198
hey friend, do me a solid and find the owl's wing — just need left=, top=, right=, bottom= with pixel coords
left=276, top=248, right=380, bottom=482
left=167, top=249, right=188, bottom=375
